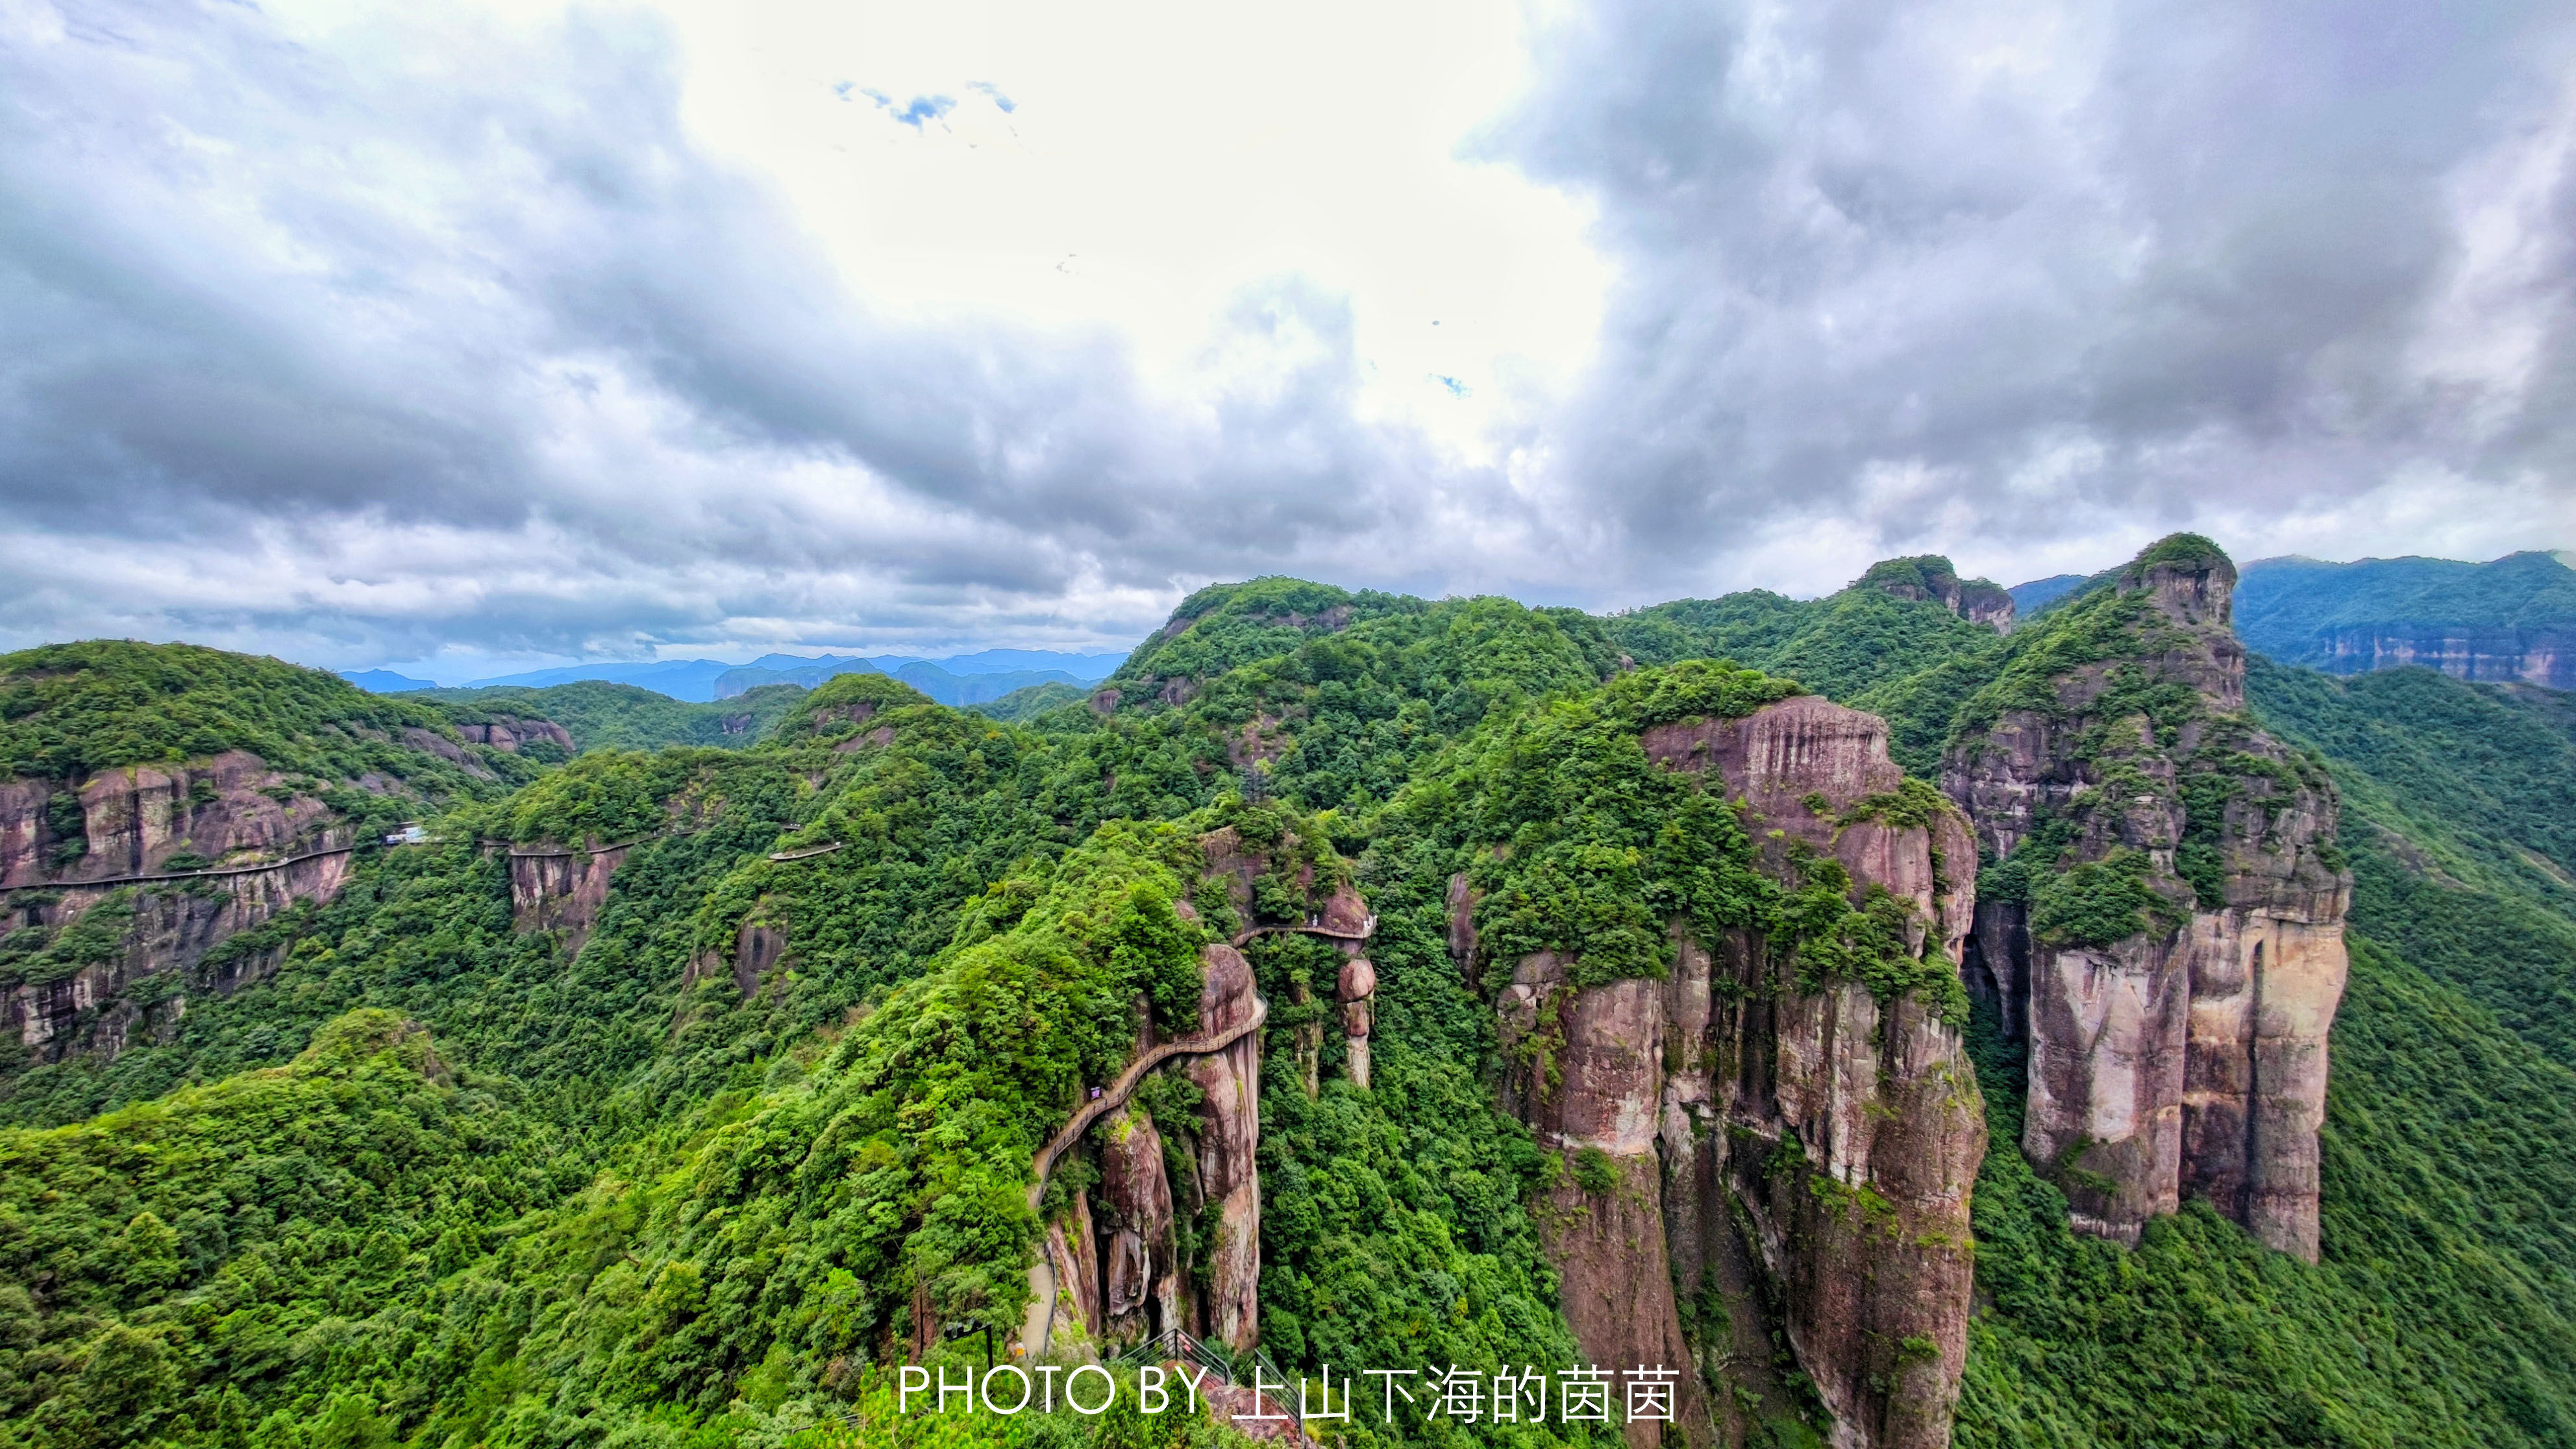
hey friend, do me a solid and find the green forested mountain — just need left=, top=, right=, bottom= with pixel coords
left=2235, top=551, right=2576, bottom=688
left=967, top=682, right=1091, bottom=723
left=418, top=680, right=812, bottom=753
left=3, top=546, right=2573, bottom=1448
left=0, top=641, right=545, bottom=795
left=2237, top=551, right=2576, bottom=643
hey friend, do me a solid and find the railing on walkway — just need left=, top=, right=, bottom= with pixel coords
left=1109, top=1327, right=1289, bottom=1394
left=1230, top=913, right=1376, bottom=947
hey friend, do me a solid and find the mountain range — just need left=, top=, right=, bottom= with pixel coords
left=2233, top=550, right=2576, bottom=687
left=340, top=550, right=2576, bottom=711
left=340, top=649, right=1130, bottom=706
left=3, top=538, right=2573, bottom=1448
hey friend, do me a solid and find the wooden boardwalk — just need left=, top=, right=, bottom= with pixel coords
left=1024, top=994, right=1269, bottom=1213
left=1020, top=991, right=1269, bottom=1358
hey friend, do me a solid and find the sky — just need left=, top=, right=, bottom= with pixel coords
left=3, top=0, right=2573, bottom=680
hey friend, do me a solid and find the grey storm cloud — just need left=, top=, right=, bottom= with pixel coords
left=0, top=0, right=1487, bottom=664
left=1490, top=0, right=2576, bottom=593
left=0, top=0, right=2570, bottom=669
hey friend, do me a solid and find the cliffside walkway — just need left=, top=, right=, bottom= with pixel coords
left=1021, top=992, right=1268, bottom=1359
left=1229, top=916, right=1376, bottom=948
left=1024, top=994, right=1269, bottom=1214
left=3, top=830, right=666, bottom=894
left=2, top=840, right=373, bottom=893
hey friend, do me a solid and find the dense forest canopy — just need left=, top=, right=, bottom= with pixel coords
left=2, top=540, right=2572, bottom=1448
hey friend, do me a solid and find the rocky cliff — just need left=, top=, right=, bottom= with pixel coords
left=2307, top=625, right=2572, bottom=689
left=510, top=841, right=639, bottom=961
left=1864, top=556, right=2017, bottom=634
left=0, top=670, right=564, bottom=1072
left=1483, top=695, right=1984, bottom=1449
left=452, top=715, right=575, bottom=754
left=1029, top=836, right=1285, bottom=1359
left=2233, top=549, right=2576, bottom=689
left=1944, top=537, right=2349, bottom=1260
left=0, top=751, right=371, bottom=1063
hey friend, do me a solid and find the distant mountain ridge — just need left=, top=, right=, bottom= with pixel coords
left=700, top=654, right=1113, bottom=706
left=338, top=667, right=438, bottom=693
left=2235, top=551, right=2575, bottom=687
left=343, top=649, right=1129, bottom=704
left=2005, top=573, right=2088, bottom=614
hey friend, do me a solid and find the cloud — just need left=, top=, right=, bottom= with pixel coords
left=0, top=0, right=1523, bottom=665
left=1487, top=0, right=2576, bottom=599
left=0, top=0, right=2570, bottom=674
left=858, top=89, right=958, bottom=129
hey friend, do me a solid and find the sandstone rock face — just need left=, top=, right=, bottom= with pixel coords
left=1490, top=697, right=1983, bottom=1449
left=508, top=843, right=633, bottom=958
left=3, top=751, right=347, bottom=888
left=4, top=849, right=356, bottom=1062
left=1040, top=924, right=1271, bottom=1357
left=1942, top=548, right=2349, bottom=1260
left=455, top=716, right=574, bottom=752
left=1641, top=696, right=1976, bottom=960
left=1539, top=1147, right=1709, bottom=1449
left=1869, top=558, right=2017, bottom=635
left=1201, top=826, right=1370, bottom=1093
left=1097, top=1107, right=1181, bottom=1341
left=831, top=726, right=897, bottom=753
left=1044, top=1189, right=1103, bottom=1345
left=399, top=726, right=498, bottom=776
left=2314, top=625, right=2574, bottom=689
left=1185, top=943, right=1263, bottom=1350
left=0, top=751, right=367, bottom=1065
left=730, top=921, right=788, bottom=997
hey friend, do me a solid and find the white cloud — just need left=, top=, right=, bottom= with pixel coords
left=0, top=0, right=2570, bottom=672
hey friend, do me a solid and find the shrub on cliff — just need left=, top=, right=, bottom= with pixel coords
left=1380, top=662, right=1970, bottom=1018
left=2026, top=849, right=2190, bottom=948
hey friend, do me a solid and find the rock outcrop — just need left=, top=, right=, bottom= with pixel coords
left=0, top=751, right=369, bottom=1063
left=1943, top=539, right=2349, bottom=1261
left=454, top=716, right=574, bottom=753
left=3, top=849, right=357, bottom=1061
left=681, top=911, right=789, bottom=999
left=1864, top=556, right=2017, bottom=635
left=1185, top=941, right=1264, bottom=1350
left=1031, top=845, right=1287, bottom=1359
left=1096, top=1106, right=1181, bottom=1341
left=2, top=751, right=347, bottom=888
left=508, top=841, right=635, bottom=958
left=1486, top=696, right=1984, bottom=1449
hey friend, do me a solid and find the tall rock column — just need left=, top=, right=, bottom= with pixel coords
left=2175, top=743, right=2350, bottom=1260
left=1497, top=958, right=1709, bottom=1449
left=1185, top=941, right=1263, bottom=1351
left=1096, top=1106, right=1180, bottom=1343
left=1487, top=695, right=1983, bottom=1449
left=1943, top=537, right=2349, bottom=1260
left=1655, top=697, right=1983, bottom=1449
